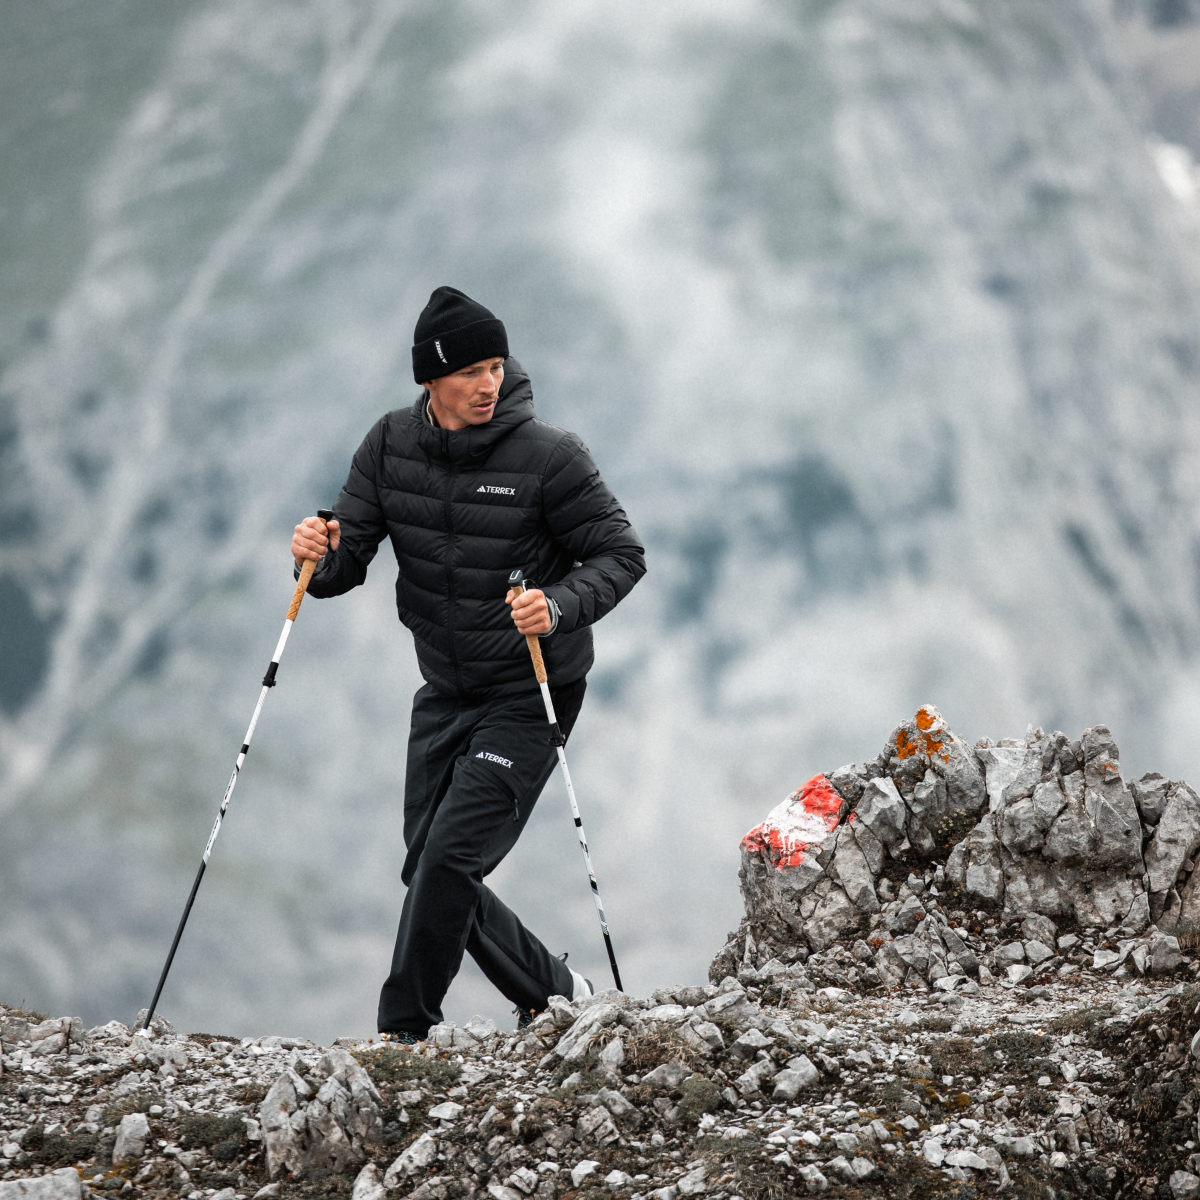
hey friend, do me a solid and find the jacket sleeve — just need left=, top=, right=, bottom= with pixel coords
left=539, top=434, right=646, bottom=634
left=303, top=417, right=389, bottom=598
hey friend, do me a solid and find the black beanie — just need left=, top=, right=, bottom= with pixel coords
left=411, top=286, right=509, bottom=383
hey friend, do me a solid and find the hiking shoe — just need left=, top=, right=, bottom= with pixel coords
left=513, top=954, right=591, bottom=1030
left=569, top=968, right=594, bottom=1002
left=514, top=1005, right=541, bottom=1031
left=379, top=1030, right=423, bottom=1045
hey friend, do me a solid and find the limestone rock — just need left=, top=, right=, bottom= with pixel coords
left=260, top=1067, right=312, bottom=1177
left=1, top=927, right=1199, bottom=1200
left=112, top=1111, right=150, bottom=1164
left=1146, top=783, right=1200, bottom=908
left=1171, top=1171, right=1200, bottom=1200
left=1132, top=772, right=1174, bottom=827
left=718, top=707, right=1199, bottom=984
left=854, top=777, right=907, bottom=856
left=260, top=1048, right=382, bottom=1179
left=874, top=912, right=978, bottom=989
left=725, top=706, right=991, bottom=968
left=978, top=741, right=1042, bottom=812
left=0, top=1170, right=82, bottom=1199
left=553, top=1000, right=623, bottom=1062
left=350, top=1162, right=387, bottom=1200
left=27, top=1019, right=84, bottom=1058
left=946, top=818, right=1005, bottom=905
left=384, top=1132, right=438, bottom=1187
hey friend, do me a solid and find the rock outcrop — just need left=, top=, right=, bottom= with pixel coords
left=714, top=705, right=1199, bottom=990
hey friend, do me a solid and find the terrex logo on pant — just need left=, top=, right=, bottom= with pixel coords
left=476, top=751, right=514, bottom=768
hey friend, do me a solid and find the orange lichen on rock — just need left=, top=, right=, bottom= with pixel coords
left=741, top=774, right=845, bottom=870
left=895, top=704, right=952, bottom=763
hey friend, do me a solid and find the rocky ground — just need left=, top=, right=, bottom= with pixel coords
left=8, top=709, right=1200, bottom=1199
left=3, top=903, right=1200, bottom=1200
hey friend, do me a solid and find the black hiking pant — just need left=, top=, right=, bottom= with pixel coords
left=377, top=678, right=586, bottom=1035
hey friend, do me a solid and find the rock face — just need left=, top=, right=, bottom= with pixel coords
left=717, top=705, right=1200, bottom=987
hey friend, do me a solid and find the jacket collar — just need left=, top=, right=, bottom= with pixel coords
left=413, top=357, right=534, bottom=464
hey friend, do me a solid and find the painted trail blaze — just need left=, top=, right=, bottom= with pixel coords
left=741, top=774, right=844, bottom=870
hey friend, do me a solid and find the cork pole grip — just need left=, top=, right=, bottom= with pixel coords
left=287, top=510, right=333, bottom=622
left=508, top=570, right=548, bottom=685
left=287, top=559, right=316, bottom=622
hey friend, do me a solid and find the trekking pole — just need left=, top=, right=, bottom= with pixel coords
left=141, top=509, right=334, bottom=1030
left=508, top=569, right=623, bottom=991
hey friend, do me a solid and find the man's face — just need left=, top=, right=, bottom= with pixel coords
left=425, top=357, right=505, bottom=430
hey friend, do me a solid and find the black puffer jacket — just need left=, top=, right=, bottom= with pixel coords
left=307, top=359, right=646, bottom=698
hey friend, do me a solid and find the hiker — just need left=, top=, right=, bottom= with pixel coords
left=291, top=286, right=646, bottom=1042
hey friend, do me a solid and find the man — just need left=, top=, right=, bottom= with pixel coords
left=291, top=285, right=646, bottom=1042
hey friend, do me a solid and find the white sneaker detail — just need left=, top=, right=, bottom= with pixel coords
left=569, top=968, right=594, bottom=1002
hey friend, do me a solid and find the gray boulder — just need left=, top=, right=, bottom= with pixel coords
left=854, top=777, right=907, bottom=858
left=977, top=741, right=1043, bottom=812
left=1080, top=726, right=1144, bottom=869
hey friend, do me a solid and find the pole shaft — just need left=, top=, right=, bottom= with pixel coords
left=142, top=630, right=291, bottom=1029
left=143, top=529, right=327, bottom=1029
left=144, top=860, right=207, bottom=1027
left=509, top=570, right=623, bottom=991
left=550, top=724, right=624, bottom=991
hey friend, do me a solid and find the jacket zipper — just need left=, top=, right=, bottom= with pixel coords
left=443, top=450, right=462, bottom=693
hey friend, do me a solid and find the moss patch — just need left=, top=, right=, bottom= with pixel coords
left=677, top=1075, right=723, bottom=1123
left=102, top=1090, right=164, bottom=1127
left=20, top=1124, right=101, bottom=1170
left=354, top=1044, right=462, bottom=1090
left=178, top=1112, right=248, bottom=1156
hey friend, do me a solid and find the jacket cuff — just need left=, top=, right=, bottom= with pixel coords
left=542, top=586, right=578, bottom=634
left=539, top=595, right=562, bottom=637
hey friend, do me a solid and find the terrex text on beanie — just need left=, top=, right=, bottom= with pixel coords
left=411, top=286, right=509, bottom=383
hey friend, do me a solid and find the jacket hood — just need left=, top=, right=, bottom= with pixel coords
left=413, top=356, right=533, bottom=464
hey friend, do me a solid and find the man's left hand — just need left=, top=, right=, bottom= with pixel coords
left=506, top=587, right=553, bottom=636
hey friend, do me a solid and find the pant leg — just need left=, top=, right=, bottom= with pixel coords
left=466, top=886, right=574, bottom=1010
left=377, top=686, right=570, bottom=1034
left=464, top=678, right=589, bottom=1009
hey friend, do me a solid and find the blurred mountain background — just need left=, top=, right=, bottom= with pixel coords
left=3, top=0, right=1200, bottom=1042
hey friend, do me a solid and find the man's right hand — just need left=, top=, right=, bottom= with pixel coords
left=292, top=515, right=341, bottom=567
